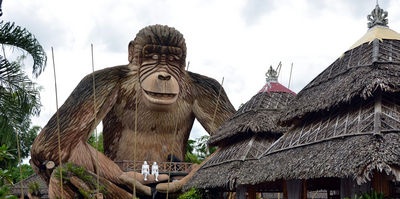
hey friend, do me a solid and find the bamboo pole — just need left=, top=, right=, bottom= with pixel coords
left=51, top=47, right=64, bottom=198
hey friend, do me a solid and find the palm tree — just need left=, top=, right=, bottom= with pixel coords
left=0, top=20, right=47, bottom=163
left=0, top=0, right=3, bottom=17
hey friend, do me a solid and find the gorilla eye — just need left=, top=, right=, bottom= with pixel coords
left=168, top=55, right=175, bottom=61
left=152, top=54, right=159, bottom=60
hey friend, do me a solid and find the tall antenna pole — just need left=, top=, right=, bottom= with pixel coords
left=276, top=61, right=282, bottom=78
left=288, top=62, right=293, bottom=89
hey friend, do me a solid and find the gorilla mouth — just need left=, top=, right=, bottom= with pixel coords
left=145, top=90, right=176, bottom=99
left=143, top=90, right=178, bottom=105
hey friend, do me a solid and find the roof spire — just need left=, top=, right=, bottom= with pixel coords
left=367, top=3, right=388, bottom=28
left=266, top=62, right=281, bottom=83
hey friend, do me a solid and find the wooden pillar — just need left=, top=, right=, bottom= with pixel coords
left=236, top=185, right=246, bottom=199
left=372, top=172, right=390, bottom=197
left=248, top=186, right=256, bottom=199
left=340, top=177, right=354, bottom=198
left=301, top=180, right=307, bottom=199
left=286, top=179, right=302, bottom=199
left=341, top=177, right=370, bottom=198
left=283, top=180, right=288, bottom=199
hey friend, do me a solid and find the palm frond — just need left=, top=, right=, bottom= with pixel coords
left=0, top=21, right=47, bottom=77
left=0, top=55, right=41, bottom=129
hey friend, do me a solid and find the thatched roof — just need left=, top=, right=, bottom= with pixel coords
left=209, top=64, right=295, bottom=146
left=187, top=68, right=295, bottom=190
left=187, top=132, right=280, bottom=190
left=247, top=5, right=400, bottom=185
left=280, top=28, right=400, bottom=125
left=209, top=90, right=295, bottom=146
left=238, top=132, right=400, bottom=186
left=239, top=93, right=400, bottom=185
left=11, top=173, right=48, bottom=198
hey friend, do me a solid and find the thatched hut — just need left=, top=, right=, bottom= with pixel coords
left=237, top=4, right=400, bottom=198
left=11, top=174, right=48, bottom=198
left=187, top=65, right=295, bottom=198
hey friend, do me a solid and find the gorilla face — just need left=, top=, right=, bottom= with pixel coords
left=139, top=45, right=184, bottom=111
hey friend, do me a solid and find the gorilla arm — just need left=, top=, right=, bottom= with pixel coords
left=156, top=72, right=235, bottom=193
left=30, top=66, right=151, bottom=196
left=190, top=72, right=236, bottom=135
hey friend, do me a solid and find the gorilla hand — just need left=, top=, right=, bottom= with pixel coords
left=155, top=164, right=200, bottom=193
left=118, top=172, right=152, bottom=196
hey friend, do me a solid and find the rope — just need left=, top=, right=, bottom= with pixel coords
left=133, top=69, right=139, bottom=198
left=15, top=130, right=24, bottom=197
left=51, top=47, right=64, bottom=197
left=91, top=44, right=101, bottom=195
left=166, top=120, right=179, bottom=198
left=211, top=77, right=224, bottom=130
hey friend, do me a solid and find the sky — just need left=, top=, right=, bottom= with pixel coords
left=2, top=0, right=400, bottom=139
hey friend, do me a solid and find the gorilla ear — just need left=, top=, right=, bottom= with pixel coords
left=128, top=40, right=135, bottom=63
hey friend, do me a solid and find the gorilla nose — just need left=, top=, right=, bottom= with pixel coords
left=158, top=74, right=171, bottom=81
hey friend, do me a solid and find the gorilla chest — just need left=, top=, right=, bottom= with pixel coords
left=104, top=99, right=195, bottom=161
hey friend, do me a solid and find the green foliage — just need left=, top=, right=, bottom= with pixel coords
left=0, top=125, right=40, bottom=168
left=55, top=163, right=106, bottom=198
left=88, top=132, right=104, bottom=152
left=28, top=182, right=40, bottom=195
left=345, top=191, right=385, bottom=199
left=360, top=191, right=385, bottom=199
left=0, top=21, right=47, bottom=77
left=185, top=135, right=216, bottom=163
left=55, top=163, right=93, bottom=183
left=0, top=185, right=17, bottom=199
left=0, top=144, right=34, bottom=189
left=0, top=145, right=17, bottom=199
left=10, top=164, right=34, bottom=183
left=185, top=139, right=200, bottom=163
left=195, top=135, right=216, bottom=160
left=0, top=20, right=45, bottom=199
left=0, top=169, right=12, bottom=186
left=0, top=145, right=14, bottom=163
left=185, top=152, right=201, bottom=164
left=0, top=23, right=44, bottom=167
left=178, top=188, right=202, bottom=199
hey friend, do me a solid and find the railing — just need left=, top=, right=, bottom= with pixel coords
left=115, top=160, right=193, bottom=176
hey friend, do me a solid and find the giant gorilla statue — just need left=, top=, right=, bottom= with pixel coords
left=30, top=24, right=235, bottom=198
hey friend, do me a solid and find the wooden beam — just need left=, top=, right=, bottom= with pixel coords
left=374, top=90, right=382, bottom=135
left=302, top=180, right=307, bottom=199
left=372, top=172, right=390, bottom=197
left=248, top=186, right=256, bottom=199
left=236, top=185, right=246, bottom=199
left=283, top=180, right=288, bottom=199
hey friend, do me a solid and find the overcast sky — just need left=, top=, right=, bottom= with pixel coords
left=2, top=0, right=400, bottom=139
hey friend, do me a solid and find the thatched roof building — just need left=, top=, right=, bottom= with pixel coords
left=11, top=174, right=48, bottom=198
left=236, top=4, right=400, bottom=197
left=187, top=65, right=295, bottom=193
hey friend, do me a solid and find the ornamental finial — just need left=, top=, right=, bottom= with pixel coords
left=266, top=62, right=281, bottom=83
left=367, top=3, right=388, bottom=28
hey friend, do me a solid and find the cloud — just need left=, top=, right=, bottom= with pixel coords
left=2, top=1, right=70, bottom=50
left=242, top=0, right=277, bottom=26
